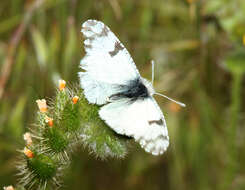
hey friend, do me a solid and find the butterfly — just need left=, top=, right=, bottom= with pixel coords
left=79, top=19, right=185, bottom=155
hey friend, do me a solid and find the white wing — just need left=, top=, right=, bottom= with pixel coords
left=79, top=19, right=140, bottom=105
left=99, top=97, right=169, bottom=155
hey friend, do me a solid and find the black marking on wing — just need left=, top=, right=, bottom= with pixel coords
left=109, top=41, right=124, bottom=57
left=148, top=119, right=164, bottom=126
left=82, top=22, right=109, bottom=39
left=109, top=78, right=149, bottom=102
left=82, top=23, right=110, bottom=50
left=84, top=44, right=92, bottom=49
left=86, top=36, right=95, bottom=41
left=98, top=25, right=110, bottom=37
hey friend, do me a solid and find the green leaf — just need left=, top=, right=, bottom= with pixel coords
left=224, top=46, right=245, bottom=75
left=62, top=23, right=77, bottom=77
left=8, top=95, right=26, bottom=138
left=31, top=27, right=48, bottom=68
left=0, top=14, right=21, bottom=34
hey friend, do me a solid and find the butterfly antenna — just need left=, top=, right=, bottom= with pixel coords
left=151, top=60, right=155, bottom=85
left=155, top=92, right=186, bottom=107
left=151, top=60, right=186, bottom=107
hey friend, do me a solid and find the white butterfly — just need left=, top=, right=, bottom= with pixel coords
left=79, top=19, right=185, bottom=155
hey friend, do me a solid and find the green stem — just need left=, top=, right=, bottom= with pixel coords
left=16, top=86, right=128, bottom=189
left=224, top=72, right=242, bottom=189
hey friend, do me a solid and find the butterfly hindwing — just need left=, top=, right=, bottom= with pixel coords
left=99, top=97, right=169, bottom=155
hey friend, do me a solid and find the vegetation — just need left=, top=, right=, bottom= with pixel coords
left=0, top=0, right=245, bottom=189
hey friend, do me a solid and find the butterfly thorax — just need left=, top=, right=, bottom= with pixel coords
left=109, top=78, right=154, bottom=102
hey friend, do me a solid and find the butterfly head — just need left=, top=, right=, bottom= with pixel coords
left=141, top=78, right=155, bottom=97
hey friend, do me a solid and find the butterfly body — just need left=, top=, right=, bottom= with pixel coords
left=108, top=78, right=154, bottom=102
left=79, top=20, right=169, bottom=155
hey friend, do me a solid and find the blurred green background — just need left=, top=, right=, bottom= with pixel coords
left=1, top=0, right=245, bottom=189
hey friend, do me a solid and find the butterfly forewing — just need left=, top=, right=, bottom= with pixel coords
left=80, top=20, right=140, bottom=104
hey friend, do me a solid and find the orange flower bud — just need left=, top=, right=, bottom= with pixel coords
left=23, top=132, right=32, bottom=146
left=72, top=96, right=79, bottom=104
left=3, top=186, right=14, bottom=190
left=45, top=116, right=54, bottom=127
left=243, top=34, right=245, bottom=46
left=36, top=99, right=47, bottom=112
left=23, top=147, right=34, bottom=158
left=59, top=79, right=66, bottom=91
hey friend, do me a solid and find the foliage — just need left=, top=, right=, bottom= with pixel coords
left=15, top=86, right=128, bottom=189
left=0, top=0, right=245, bottom=189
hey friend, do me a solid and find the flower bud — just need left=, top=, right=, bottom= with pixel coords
left=23, top=132, right=32, bottom=146
left=23, top=147, right=34, bottom=158
left=59, top=79, right=66, bottom=91
left=36, top=99, right=47, bottom=113
left=72, top=96, right=79, bottom=104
